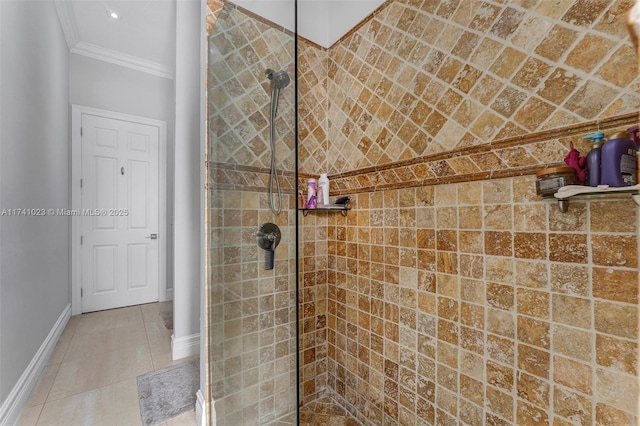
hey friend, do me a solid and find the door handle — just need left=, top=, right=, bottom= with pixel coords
left=146, top=233, right=158, bottom=240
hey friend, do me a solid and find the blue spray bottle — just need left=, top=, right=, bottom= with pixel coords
left=584, top=132, right=605, bottom=187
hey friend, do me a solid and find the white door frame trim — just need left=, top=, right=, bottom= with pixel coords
left=71, top=105, right=167, bottom=316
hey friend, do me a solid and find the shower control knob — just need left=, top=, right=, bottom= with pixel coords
left=267, top=239, right=276, bottom=271
left=256, top=223, right=281, bottom=271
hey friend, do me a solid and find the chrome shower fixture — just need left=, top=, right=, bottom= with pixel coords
left=265, top=68, right=291, bottom=216
left=265, top=68, right=290, bottom=90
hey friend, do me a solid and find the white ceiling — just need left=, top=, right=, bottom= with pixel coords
left=54, top=0, right=176, bottom=79
left=237, top=0, right=386, bottom=48
left=54, top=0, right=385, bottom=80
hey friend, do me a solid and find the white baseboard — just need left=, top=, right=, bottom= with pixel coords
left=0, top=304, right=71, bottom=426
left=195, top=389, right=214, bottom=426
left=160, top=287, right=174, bottom=302
left=171, top=332, right=199, bottom=360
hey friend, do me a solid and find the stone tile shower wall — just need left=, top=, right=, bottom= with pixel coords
left=206, top=1, right=297, bottom=424
left=207, top=0, right=296, bottom=174
left=297, top=0, right=640, bottom=425
left=322, top=182, right=638, bottom=425
left=299, top=0, right=639, bottom=177
left=206, top=190, right=298, bottom=425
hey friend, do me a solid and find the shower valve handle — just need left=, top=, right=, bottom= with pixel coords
left=257, top=223, right=281, bottom=271
left=266, top=237, right=276, bottom=271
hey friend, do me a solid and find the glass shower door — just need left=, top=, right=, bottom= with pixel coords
left=204, top=0, right=297, bottom=424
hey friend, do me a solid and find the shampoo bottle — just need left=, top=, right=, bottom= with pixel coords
left=633, top=126, right=640, bottom=184
left=601, top=131, right=637, bottom=187
left=317, top=173, right=330, bottom=206
left=306, top=179, right=317, bottom=209
left=584, top=132, right=605, bottom=187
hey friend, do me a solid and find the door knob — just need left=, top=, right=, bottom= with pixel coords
left=146, top=233, right=158, bottom=240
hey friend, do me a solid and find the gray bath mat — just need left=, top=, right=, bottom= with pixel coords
left=137, top=358, right=199, bottom=425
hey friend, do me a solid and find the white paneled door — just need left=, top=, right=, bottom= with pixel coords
left=80, top=114, right=160, bottom=313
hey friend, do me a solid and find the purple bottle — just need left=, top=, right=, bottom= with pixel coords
left=600, top=131, right=637, bottom=187
left=584, top=132, right=604, bottom=187
left=306, top=179, right=317, bottom=209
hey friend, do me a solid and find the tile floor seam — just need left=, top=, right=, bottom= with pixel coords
left=41, top=363, right=62, bottom=406
left=141, top=305, right=159, bottom=371
left=17, top=302, right=185, bottom=426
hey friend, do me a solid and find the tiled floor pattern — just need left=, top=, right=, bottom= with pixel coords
left=16, top=302, right=197, bottom=426
left=299, top=396, right=362, bottom=426
left=267, top=395, right=361, bottom=426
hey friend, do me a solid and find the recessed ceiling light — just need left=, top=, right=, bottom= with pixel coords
left=107, top=10, right=120, bottom=20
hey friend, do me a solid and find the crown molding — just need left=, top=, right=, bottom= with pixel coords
left=54, top=0, right=80, bottom=49
left=71, top=42, right=175, bottom=80
left=54, top=0, right=175, bottom=80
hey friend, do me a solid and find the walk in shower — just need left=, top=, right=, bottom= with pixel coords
left=205, top=0, right=640, bottom=425
left=205, top=0, right=298, bottom=423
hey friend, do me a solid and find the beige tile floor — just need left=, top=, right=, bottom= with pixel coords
left=16, top=302, right=197, bottom=426
left=299, top=396, right=362, bottom=426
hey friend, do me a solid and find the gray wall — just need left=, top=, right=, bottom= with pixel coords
left=0, top=1, right=201, bottom=417
left=69, top=54, right=174, bottom=129
left=0, top=0, right=70, bottom=405
left=69, top=53, right=176, bottom=295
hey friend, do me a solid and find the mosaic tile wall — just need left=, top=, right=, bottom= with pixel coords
left=207, top=0, right=296, bottom=173
left=297, top=0, right=640, bottom=425
left=298, top=0, right=640, bottom=177
left=320, top=181, right=639, bottom=425
left=206, top=0, right=640, bottom=424
left=206, top=1, right=298, bottom=424
left=206, top=190, right=298, bottom=425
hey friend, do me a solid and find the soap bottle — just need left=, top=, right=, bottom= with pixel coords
left=600, top=131, right=637, bottom=187
left=633, top=126, right=640, bottom=184
left=317, top=173, right=330, bottom=206
left=307, top=178, right=317, bottom=209
left=584, top=132, right=605, bottom=187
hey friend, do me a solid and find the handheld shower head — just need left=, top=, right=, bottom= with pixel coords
left=265, top=69, right=290, bottom=90
left=265, top=68, right=290, bottom=216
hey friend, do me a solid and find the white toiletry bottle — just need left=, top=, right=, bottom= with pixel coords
left=318, top=173, right=330, bottom=206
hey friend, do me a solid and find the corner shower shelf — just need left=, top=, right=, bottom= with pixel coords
left=553, top=184, right=640, bottom=212
left=301, top=200, right=351, bottom=217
